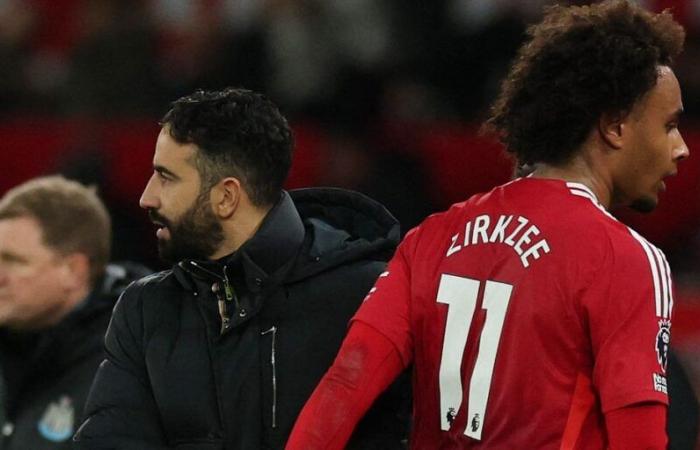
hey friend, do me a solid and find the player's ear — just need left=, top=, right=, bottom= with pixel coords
left=598, top=111, right=625, bottom=150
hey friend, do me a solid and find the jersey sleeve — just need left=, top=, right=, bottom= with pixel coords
left=583, top=231, right=672, bottom=413
left=605, top=403, right=668, bottom=449
left=351, top=228, right=417, bottom=367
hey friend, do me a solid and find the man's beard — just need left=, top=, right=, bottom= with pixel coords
left=149, top=192, right=225, bottom=264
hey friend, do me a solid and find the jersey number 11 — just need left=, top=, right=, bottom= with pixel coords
left=437, top=274, right=513, bottom=440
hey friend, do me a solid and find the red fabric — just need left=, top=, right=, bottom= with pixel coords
left=285, top=322, right=404, bottom=450
left=353, top=178, right=671, bottom=448
left=560, top=373, right=597, bottom=450
left=606, top=403, right=668, bottom=449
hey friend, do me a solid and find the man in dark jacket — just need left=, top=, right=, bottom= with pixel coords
left=0, top=176, right=150, bottom=450
left=75, top=87, right=407, bottom=449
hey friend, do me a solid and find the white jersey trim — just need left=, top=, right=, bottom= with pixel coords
left=565, top=183, right=671, bottom=319
left=628, top=228, right=671, bottom=319
left=662, top=255, right=674, bottom=317
left=566, top=182, right=598, bottom=204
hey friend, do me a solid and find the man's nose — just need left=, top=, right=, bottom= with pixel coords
left=139, top=174, right=160, bottom=210
left=674, top=133, right=689, bottom=162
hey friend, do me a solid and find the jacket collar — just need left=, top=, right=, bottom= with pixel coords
left=175, top=191, right=305, bottom=291
left=235, top=190, right=305, bottom=277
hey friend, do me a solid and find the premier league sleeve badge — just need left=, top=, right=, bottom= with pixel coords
left=655, top=319, right=671, bottom=373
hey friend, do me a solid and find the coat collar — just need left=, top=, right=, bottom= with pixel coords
left=175, top=191, right=305, bottom=291
left=234, top=190, right=305, bottom=278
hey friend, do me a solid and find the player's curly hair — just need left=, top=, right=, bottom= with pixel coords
left=161, top=87, right=293, bottom=206
left=485, top=0, right=684, bottom=166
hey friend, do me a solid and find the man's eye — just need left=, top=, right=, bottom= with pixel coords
left=0, top=255, right=26, bottom=265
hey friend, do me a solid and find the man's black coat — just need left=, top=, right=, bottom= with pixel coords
left=0, top=263, right=150, bottom=450
left=75, top=188, right=408, bottom=449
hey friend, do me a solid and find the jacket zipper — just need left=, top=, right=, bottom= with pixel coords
left=188, top=262, right=241, bottom=335
left=261, top=326, right=278, bottom=429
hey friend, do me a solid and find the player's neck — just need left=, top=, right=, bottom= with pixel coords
left=530, top=160, right=613, bottom=209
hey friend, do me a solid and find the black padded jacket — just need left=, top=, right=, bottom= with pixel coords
left=74, top=188, right=408, bottom=450
left=0, top=262, right=150, bottom=450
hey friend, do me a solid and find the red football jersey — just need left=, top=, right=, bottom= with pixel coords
left=353, top=178, right=672, bottom=449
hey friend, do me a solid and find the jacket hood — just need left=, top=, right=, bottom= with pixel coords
left=287, top=187, right=400, bottom=281
left=175, top=188, right=399, bottom=288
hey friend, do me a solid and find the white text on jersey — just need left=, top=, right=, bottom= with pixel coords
left=445, top=214, right=551, bottom=268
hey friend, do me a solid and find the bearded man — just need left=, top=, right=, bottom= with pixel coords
left=74, top=87, right=408, bottom=450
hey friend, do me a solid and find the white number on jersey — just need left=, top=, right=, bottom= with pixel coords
left=437, top=274, right=513, bottom=440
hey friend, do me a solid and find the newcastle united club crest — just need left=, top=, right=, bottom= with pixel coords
left=37, top=395, right=74, bottom=442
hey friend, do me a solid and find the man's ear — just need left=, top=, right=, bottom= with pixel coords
left=211, top=177, right=242, bottom=219
left=598, top=111, right=627, bottom=150
left=61, top=253, right=90, bottom=291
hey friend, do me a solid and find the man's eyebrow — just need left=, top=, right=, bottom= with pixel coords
left=0, top=250, right=28, bottom=264
left=669, top=107, right=684, bottom=121
left=154, top=165, right=180, bottom=180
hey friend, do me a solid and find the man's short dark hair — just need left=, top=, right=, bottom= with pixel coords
left=161, top=87, right=294, bottom=206
left=485, top=0, right=685, bottom=166
left=0, top=176, right=111, bottom=286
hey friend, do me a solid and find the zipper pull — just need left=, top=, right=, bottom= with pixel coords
left=212, top=283, right=231, bottom=334
left=223, top=277, right=234, bottom=302
left=222, top=265, right=234, bottom=302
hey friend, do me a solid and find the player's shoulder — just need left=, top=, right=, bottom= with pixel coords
left=606, top=221, right=667, bottom=274
left=571, top=200, right=667, bottom=278
left=593, top=219, right=672, bottom=319
left=553, top=182, right=643, bottom=246
left=571, top=196, right=662, bottom=261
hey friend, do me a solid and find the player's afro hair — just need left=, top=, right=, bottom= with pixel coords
left=485, top=0, right=684, bottom=166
